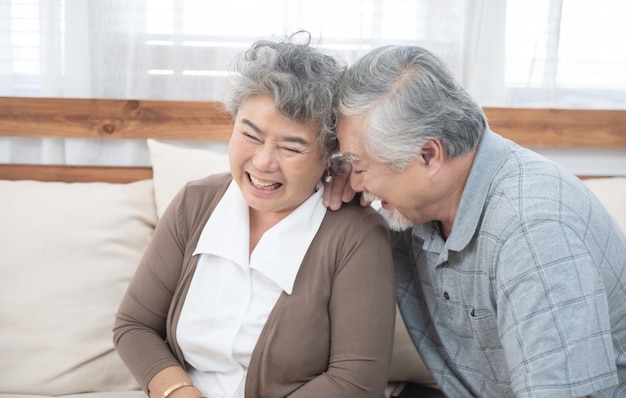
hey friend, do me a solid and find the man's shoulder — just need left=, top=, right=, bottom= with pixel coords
left=489, top=148, right=585, bottom=207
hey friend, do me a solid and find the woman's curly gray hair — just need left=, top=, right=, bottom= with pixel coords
left=223, top=31, right=345, bottom=155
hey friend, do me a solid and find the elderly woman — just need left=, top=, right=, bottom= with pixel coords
left=113, top=32, right=395, bottom=398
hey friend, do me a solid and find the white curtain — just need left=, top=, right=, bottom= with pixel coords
left=1, top=0, right=625, bottom=169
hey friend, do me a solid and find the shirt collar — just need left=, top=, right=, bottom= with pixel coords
left=445, top=129, right=512, bottom=251
left=193, top=181, right=327, bottom=294
left=193, top=180, right=250, bottom=267
left=411, top=130, right=512, bottom=254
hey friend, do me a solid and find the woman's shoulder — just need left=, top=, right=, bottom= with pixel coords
left=322, top=199, right=387, bottom=231
left=169, top=172, right=232, bottom=217
left=186, top=171, right=232, bottom=189
left=181, top=172, right=231, bottom=198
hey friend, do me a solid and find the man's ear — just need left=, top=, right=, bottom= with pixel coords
left=420, top=139, right=444, bottom=167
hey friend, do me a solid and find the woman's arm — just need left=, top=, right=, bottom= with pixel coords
left=113, top=189, right=191, bottom=392
left=147, top=366, right=204, bottom=398
left=291, top=209, right=396, bottom=397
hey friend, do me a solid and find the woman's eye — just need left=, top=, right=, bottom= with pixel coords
left=353, top=169, right=365, bottom=175
left=243, top=132, right=261, bottom=142
left=281, top=147, right=302, bottom=154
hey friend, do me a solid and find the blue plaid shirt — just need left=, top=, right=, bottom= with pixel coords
left=393, top=130, right=626, bottom=397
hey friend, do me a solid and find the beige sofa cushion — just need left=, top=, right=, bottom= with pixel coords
left=148, top=139, right=230, bottom=217
left=583, top=176, right=626, bottom=233
left=0, top=179, right=157, bottom=395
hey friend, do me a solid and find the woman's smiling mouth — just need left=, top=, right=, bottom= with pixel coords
left=248, top=173, right=283, bottom=191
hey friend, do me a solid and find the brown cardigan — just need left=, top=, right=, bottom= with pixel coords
left=113, top=173, right=396, bottom=398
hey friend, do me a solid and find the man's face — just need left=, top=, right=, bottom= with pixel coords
left=336, top=114, right=421, bottom=231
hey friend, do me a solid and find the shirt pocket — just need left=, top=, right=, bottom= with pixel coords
left=467, top=309, right=510, bottom=384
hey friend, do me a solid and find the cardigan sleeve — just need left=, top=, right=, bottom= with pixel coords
left=112, top=184, right=192, bottom=393
left=289, top=207, right=396, bottom=398
left=113, top=174, right=230, bottom=393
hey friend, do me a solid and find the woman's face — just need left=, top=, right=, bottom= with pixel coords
left=229, top=95, right=326, bottom=219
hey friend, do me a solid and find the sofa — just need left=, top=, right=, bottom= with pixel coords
left=2, top=138, right=624, bottom=398
left=0, top=139, right=449, bottom=398
left=1, top=98, right=624, bottom=398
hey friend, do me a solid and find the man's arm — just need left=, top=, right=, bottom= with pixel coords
left=322, top=158, right=368, bottom=210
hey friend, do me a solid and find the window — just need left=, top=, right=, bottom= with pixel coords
left=131, top=0, right=466, bottom=100
left=505, top=0, right=626, bottom=108
left=1, top=0, right=624, bottom=109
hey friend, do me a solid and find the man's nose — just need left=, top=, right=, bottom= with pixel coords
left=349, top=173, right=365, bottom=192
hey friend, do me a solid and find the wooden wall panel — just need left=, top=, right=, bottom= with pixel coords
left=484, top=107, right=626, bottom=148
left=0, top=164, right=152, bottom=183
left=1, top=97, right=625, bottom=182
left=0, top=97, right=233, bottom=141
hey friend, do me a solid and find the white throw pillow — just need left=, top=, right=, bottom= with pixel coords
left=0, top=179, right=157, bottom=395
left=583, top=177, right=626, bottom=234
left=147, top=139, right=230, bottom=217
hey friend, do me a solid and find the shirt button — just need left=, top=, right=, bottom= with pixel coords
left=443, top=292, right=450, bottom=300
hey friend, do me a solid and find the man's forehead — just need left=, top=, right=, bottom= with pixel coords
left=336, top=115, right=365, bottom=150
left=336, top=134, right=359, bottom=158
left=337, top=113, right=365, bottom=129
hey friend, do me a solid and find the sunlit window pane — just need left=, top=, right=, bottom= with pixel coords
left=558, top=0, right=626, bottom=89
left=146, top=9, right=175, bottom=35
left=506, top=0, right=626, bottom=92
left=3, top=0, right=625, bottom=107
left=9, top=0, right=40, bottom=77
left=505, top=1, right=551, bottom=88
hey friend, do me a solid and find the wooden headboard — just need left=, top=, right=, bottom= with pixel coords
left=1, top=96, right=625, bottom=183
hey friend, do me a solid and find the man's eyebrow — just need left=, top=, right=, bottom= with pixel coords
left=242, top=118, right=310, bottom=146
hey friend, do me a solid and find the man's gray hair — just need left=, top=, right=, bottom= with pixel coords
left=339, top=45, right=487, bottom=170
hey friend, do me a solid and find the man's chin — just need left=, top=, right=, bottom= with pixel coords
left=379, top=207, right=413, bottom=231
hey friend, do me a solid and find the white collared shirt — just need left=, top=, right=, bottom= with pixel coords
left=177, top=180, right=326, bottom=398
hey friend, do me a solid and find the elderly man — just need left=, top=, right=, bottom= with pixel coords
left=324, top=45, right=626, bottom=397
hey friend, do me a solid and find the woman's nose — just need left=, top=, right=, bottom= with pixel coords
left=253, top=144, right=278, bottom=171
